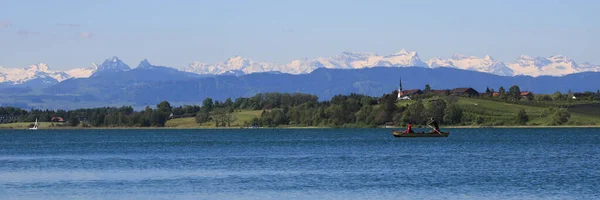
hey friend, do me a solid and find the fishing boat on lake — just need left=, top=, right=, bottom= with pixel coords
left=392, top=130, right=449, bottom=137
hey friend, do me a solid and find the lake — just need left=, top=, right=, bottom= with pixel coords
left=0, top=128, right=599, bottom=200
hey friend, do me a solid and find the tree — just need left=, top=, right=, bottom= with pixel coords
left=424, top=84, right=431, bottom=94
left=326, top=104, right=345, bottom=126
left=225, top=110, right=236, bottom=127
left=355, top=105, right=374, bottom=125
left=213, top=108, right=227, bottom=127
left=515, top=109, right=528, bottom=125
left=498, top=86, right=506, bottom=99
left=443, top=104, right=463, bottom=125
left=224, top=98, right=233, bottom=108
left=425, top=100, right=446, bottom=124
left=155, top=101, right=172, bottom=127
left=535, top=94, right=552, bottom=101
left=68, top=117, right=80, bottom=127
left=202, top=98, right=214, bottom=111
left=157, top=101, right=172, bottom=113
left=195, top=109, right=210, bottom=124
left=406, top=100, right=425, bottom=124
left=552, top=109, right=571, bottom=125
left=381, top=93, right=398, bottom=122
left=508, top=85, right=521, bottom=101
left=485, top=87, right=491, bottom=96
left=552, top=92, right=563, bottom=101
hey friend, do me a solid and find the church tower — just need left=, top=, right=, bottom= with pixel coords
left=397, top=78, right=404, bottom=99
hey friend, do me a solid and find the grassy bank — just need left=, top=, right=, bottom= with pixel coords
left=165, top=109, right=263, bottom=128
left=453, top=97, right=600, bottom=126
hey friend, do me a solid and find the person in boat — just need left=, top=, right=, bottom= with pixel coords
left=404, top=123, right=415, bottom=134
left=427, top=117, right=440, bottom=133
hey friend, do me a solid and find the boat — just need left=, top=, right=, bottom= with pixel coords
left=29, top=118, right=38, bottom=130
left=392, top=130, right=449, bottom=137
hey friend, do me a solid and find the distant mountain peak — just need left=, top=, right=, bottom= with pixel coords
left=395, top=49, right=409, bottom=55
left=451, top=53, right=468, bottom=60
left=137, top=59, right=152, bottom=68
left=96, top=56, right=130, bottom=72
left=26, top=63, right=51, bottom=72
left=3, top=49, right=600, bottom=86
left=518, top=55, right=533, bottom=60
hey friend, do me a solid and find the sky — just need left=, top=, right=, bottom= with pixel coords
left=1, top=0, right=599, bottom=70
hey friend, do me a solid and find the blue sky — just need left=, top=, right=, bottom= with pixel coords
left=1, top=0, right=599, bottom=70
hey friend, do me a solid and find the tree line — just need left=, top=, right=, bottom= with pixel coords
left=1, top=86, right=596, bottom=128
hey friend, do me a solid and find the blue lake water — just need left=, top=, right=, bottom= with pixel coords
left=0, top=128, right=599, bottom=200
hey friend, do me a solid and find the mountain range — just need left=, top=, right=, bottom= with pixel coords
left=1, top=64, right=599, bottom=110
left=2, top=50, right=600, bottom=85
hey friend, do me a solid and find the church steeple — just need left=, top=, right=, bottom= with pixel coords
left=397, top=78, right=404, bottom=99
left=399, top=78, right=403, bottom=92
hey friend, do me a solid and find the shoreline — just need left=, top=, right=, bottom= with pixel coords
left=2, top=125, right=600, bottom=130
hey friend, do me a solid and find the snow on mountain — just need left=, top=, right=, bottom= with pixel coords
left=2, top=52, right=600, bottom=85
left=507, top=55, right=583, bottom=76
left=0, top=63, right=70, bottom=84
left=184, top=49, right=427, bottom=75
left=284, top=58, right=325, bottom=74
left=427, top=54, right=514, bottom=76
left=580, top=62, right=600, bottom=72
left=65, top=63, right=97, bottom=79
left=381, top=49, right=428, bottom=67
left=183, top=56, right=283, bottom=75
left=310, top=49, right=427, bottom=69
left=427, top=57, right=453, bottom=68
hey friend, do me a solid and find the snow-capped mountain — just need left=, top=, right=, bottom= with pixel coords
left=0, top=63, right=70, bottom=84
left=65, top=63, right=98, bottom=79
left=183, top=49, right=428, bottom=75
left=581, top=62, right=600, bottom=72
left=95, top=56, right=130, bottom=73
left=508, top=55, right=584, bottom=77
left=427, top=54, right=514, bottom=76
left=183, top=56, right=282, bottom=75
left=2, top=51, right=600, bottom=85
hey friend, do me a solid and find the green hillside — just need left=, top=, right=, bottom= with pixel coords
left=165, top=110, right=262, bottom=128
left=453, top=98, right=600, bottom=126
left=0, top=122, right=60, bottom=129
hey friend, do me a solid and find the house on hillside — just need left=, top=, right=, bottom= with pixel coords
left=397, top=78, right=413, bottom=100
left=520, top=91, right=534, bottom=100
left=451, top=88, right=479, bottom=97
left=402, top=89, right=423, bottom=97
left=51, top=117, right=65, bottom=122
left=431, top=89, right=449, bottom=95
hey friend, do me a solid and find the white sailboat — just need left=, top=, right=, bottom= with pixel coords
left=29, top=118, right=38, bottom=130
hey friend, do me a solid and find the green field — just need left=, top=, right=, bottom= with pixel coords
left=454, top=98, right=600, bottom=126
left=0, top=122, right=60, bottom=129
left=165, top=109, right=263, bottom=128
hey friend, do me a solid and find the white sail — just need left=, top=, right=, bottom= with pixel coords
left=29, top=118, right=38, bottom=130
